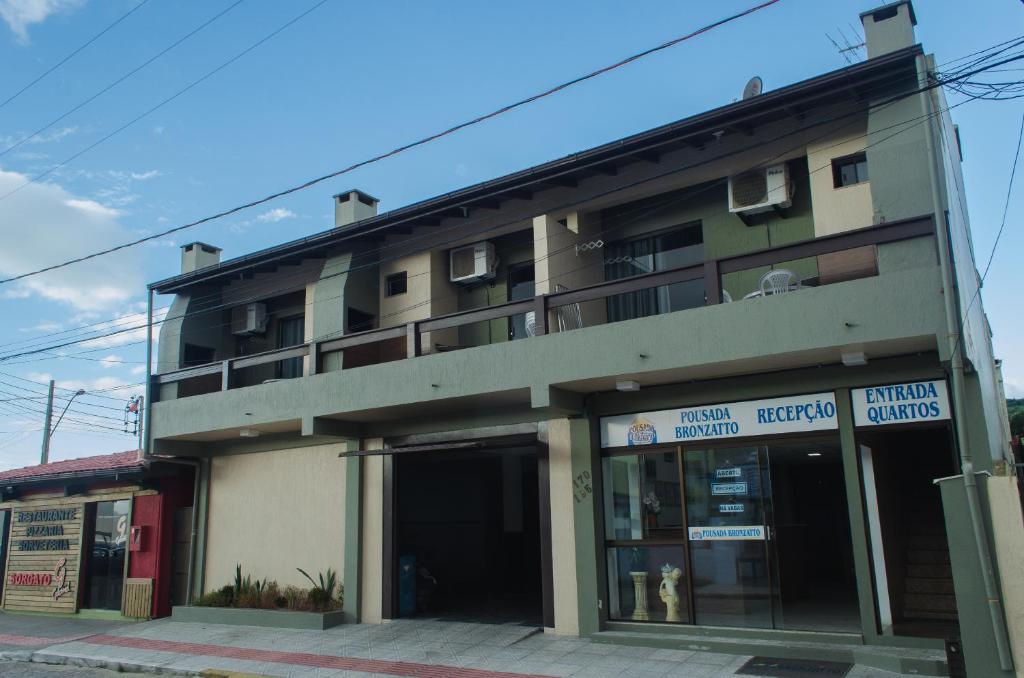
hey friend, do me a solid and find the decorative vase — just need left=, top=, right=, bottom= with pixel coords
left=629, top=571, right=650, bottom=621
left=646, top=512, right=658, bottom=528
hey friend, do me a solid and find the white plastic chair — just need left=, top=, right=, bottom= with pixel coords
left=722, top=290, right=733, bottom=303
left=759, top=269, right=801, bottom=296
left=524, top=311, right=537, bottom=337
left=553, top=284, right=583, bottom=331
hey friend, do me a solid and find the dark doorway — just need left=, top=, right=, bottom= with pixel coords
left=393, top=447, right=544, bottom=625
left=767, top=441, right=860, bottom=632
left=80, top=499, right=130, bottom=611
left=858, top=426, right=959, bottom=639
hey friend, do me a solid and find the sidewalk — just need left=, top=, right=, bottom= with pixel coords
left=0, top=614, right=908, bottom=678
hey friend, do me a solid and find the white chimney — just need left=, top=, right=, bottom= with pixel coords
left=860, top=1, right=917, bottom=60
left=181, top=242, right=222, bottom=274
left=334, top=189, right=379, bottom=228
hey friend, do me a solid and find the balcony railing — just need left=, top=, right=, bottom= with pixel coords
left=153, top=215, right=935, bottom=398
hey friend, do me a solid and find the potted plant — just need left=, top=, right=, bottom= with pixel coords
left=643, top=491, right=662, bottom=528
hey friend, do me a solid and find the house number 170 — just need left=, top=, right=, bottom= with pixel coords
left=573, top=470, right=593, bottom=504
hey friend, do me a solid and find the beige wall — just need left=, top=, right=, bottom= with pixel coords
left=547, top=418, right=580, bottom=635
left=533, top=212, right=607, bottom=329
left=378, top=251, right=456, bottom=352
left=808, top=127, right=874, bottom=236
left=360, top=438, right=385, bottom=623
left=205, top=444, right=347, bottom=591
left=987, top=475, right=1024, bottom=678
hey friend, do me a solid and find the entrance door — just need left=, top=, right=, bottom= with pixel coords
left=683, top=446, right=773, bottom=628
left=82, top=500, right=130, bottom=610
left=392, top=446, right=546, bottom=625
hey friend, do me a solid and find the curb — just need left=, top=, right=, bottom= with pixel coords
left=0, top=648, right=200, bottom=676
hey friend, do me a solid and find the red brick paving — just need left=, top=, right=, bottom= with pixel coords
left=83, top=634, right=557, bottom=678
left=0, top=633, right=81, bottom=646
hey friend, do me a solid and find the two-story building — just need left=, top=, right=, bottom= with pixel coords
left=143, top=3, right=1023, bottom=676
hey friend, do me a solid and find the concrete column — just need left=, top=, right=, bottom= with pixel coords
left=835, top=388, right=882, bottom=640
left=547, top=418, right=601, bottom=636
left=360, top=438, right=384, bottom=624
left=986, top=475, right=1024, bottom=678
left=342, top=453, right=363, bottom=623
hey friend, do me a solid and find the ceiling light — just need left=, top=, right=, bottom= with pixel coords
left=807, top=452, right=822, bottom=457
left=616, top=380, right=640, bottom=392
left=841, top=351, right=867, bottom=367
left=239, top=428, right=260, bottom=438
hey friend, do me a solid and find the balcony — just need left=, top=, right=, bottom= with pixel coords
left=149, top=216, right=945, bottom=443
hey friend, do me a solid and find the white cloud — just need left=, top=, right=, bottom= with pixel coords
left=130, top=170, right=160, bottom=181
left=0, top=0, right=85, bottom=43
left=98, top=354, right=122, bottom=369
left=27, top=371, right=142, bottom=397
left=19, top=320, right=61, bottom=332
left=256, top=207, right=296, bottom=223
left=153, top=126, right=164, bottom=136
left=0, top=167, right=143, bottom=312
left=64, top=197, right=121, bottom=218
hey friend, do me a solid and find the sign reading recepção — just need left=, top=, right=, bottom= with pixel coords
left=851, top=380, right=951, bottom=427
left=600, top=392, right=838, bottom=448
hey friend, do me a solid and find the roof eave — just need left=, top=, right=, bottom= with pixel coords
left=150, top=44, right=923, bottom=295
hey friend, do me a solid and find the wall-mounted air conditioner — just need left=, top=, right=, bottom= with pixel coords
left=231, top=303, right=268, bottom=336
left=449, top=242, right=497, bottom=283
left=728, top=164, right=793, bottom=215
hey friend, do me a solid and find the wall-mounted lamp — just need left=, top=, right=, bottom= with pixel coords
left=616, top=380, right=640, bottom=392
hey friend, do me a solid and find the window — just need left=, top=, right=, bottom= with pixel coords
left=386, top=271, right=407, bottom=297
left=507, top=262, right=536, bottom=340
left=604, top=222, right=704, bottom=323
left=276, top=315, right=304, bottom=379
left=832, top=153, right=868, bottom=188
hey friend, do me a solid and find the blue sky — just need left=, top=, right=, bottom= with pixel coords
left=0, top=0, right=1020, bottom=470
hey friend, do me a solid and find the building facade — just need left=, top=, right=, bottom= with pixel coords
left=0, top=451, right=196, bottom=619
left=145, top=3, right=1023, bottom=675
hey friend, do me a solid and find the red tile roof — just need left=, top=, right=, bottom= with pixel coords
left=0, top=450, right=143, bottom=484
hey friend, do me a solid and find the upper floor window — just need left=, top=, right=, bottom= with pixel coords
left=604, top=222, right=704, bottom=323
left=386, top=271, right=408, bottom=297
left=832, top=153, right=868, bottom=188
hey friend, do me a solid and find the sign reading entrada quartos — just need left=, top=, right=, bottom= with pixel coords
left=600, top=392, right=838, bottom=448
left=851, top=380, right=951, bottom=427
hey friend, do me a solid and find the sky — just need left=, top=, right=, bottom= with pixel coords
left=0, top=0, right=1020, bottom=471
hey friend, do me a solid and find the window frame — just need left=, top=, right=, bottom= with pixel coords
left=385, top=271, right=408, bottom=297
left=831, top=152, right=868, bottom=188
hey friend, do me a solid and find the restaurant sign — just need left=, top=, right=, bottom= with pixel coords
left=601, top=392, right=838, bottom=448
left=851, top=380, right=951, bottom=427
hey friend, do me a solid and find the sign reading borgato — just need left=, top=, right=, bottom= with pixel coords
left=851, top=380, right=951, bottom=427
left=600, top=393, right=838, bottom=448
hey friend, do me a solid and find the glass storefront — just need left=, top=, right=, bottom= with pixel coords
left=602, top=439, right=859, bottom=632
left=83, top=499, right=130, bottom=611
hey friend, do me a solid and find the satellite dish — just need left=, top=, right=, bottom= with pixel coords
left=742, top=76, right=763, bottom=100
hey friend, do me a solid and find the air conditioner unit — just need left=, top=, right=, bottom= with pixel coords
left=728, top=164, right=793, bottom=215
left=449, top=242, right=497, bottom=283
left=231, top=303, right=268, bottom=336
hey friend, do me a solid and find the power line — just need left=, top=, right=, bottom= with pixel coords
left=0, top=32, right=1014, bottom=359
left=0, top=0, right=245, bottom=159
left=0, top=0, right=782, bottom=286
left=0, top=42, right=1016, bottom=370
left=0, top=71, right=997, bottom=366
left=0, top=0, right=155, bottom=111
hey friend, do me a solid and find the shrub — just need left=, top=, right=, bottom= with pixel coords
left=193, top=586, right=233, bottom=607
left=296, top=567, right=343, bottom=611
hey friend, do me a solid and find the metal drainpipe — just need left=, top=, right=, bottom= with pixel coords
left=150, top=456, right=201, bottom=606
left=917, top=54, right=1014, bottom=671
left=142, top=288, right=154, bottom=462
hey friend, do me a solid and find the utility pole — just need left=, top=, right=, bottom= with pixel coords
left=39, top=382, right=86, bottom=465
left=40, top=379, right=55, bottom=465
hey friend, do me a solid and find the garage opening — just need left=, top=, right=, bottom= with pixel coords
left=392, top=446, right=547, bottom=626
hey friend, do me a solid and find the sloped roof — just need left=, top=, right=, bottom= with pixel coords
left=0, top=450, right=143, bottom=485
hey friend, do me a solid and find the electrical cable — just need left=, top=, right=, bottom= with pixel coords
left=0, top=0, right=245, bottom=158
left=1, top=33, right=1015, bottom=358
left=0, top=0, right=155, bottom=111
left=0, top=0, right=783, bottom=285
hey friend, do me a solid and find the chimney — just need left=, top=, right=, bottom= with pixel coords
left=334, top=189, right=379, bottom=228
left=860, top=1, right=917, bottom=60
left=180, top=242, right=222, bottom=274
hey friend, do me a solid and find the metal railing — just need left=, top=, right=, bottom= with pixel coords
left=153, top=215, right=935, bottom=396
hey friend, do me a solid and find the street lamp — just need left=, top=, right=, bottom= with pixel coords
left=40, top=384, right=86, bottom=465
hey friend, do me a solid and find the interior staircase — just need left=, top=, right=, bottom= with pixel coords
left=901, top=519, right=958, bottom=625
